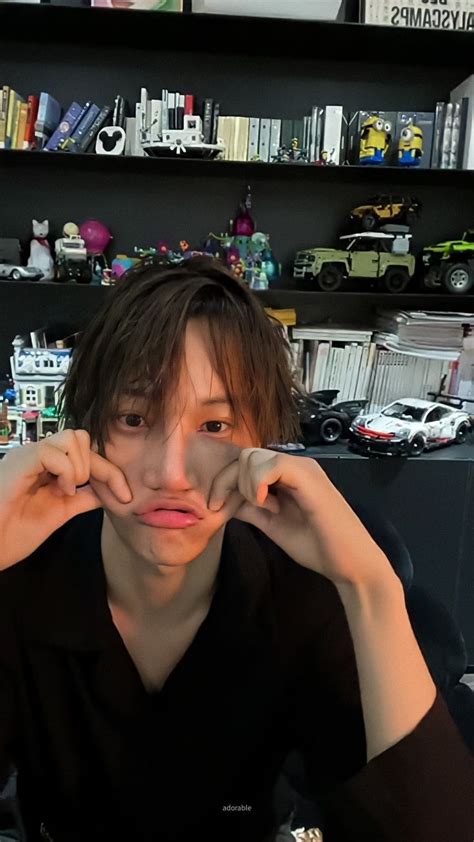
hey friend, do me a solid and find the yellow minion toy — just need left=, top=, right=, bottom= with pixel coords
left=398, top=123, right=424, bottom=167
left=359, top=115, right=392, bottom=165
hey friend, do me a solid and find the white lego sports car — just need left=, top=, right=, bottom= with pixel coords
left=349, top=397, right=471, bottom=457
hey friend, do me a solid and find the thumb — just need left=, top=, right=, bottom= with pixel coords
left=65, top=484, right=103, bottom=517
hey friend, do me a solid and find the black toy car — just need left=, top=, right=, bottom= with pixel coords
left=296, top=390, right=367, bottom=446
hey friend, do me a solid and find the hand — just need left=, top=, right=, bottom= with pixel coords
left=0, top=429, right=132, bottom=570
left=207, top=448, right=393, bottom=588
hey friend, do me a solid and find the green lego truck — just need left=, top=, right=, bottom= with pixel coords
left=294, top=231, right=415, bottom=292
left=423, top=230, right=474, bottom=294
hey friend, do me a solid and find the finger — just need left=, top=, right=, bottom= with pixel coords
left=65, top=484, right=103, bottom=515
left=58, top=430, right=89, bottom=488
left=89, top=451, right=132, bottom=504
left=211, top=487, right=245, bottom=520
left=39, top=443, right=77, bottom=497
left=207, top=460, right=240, bottom=511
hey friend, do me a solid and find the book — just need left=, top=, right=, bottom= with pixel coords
left=449, top=101, right=462, bottom=169
left=431, top=102, right=445, bottom=168
left=309, top=105, right=320, bottom=162
left=78, top=104, right=112, bottom=153
left=45, top=101, right=83, bottom=151
left=168, top=92, right=176, bottom=130
left=395, top=111, right=434, bottom=169
left=281, top=118, right=293, bottom=149
left=112, top=95, right=127, bottom=129
left=440, top=102, right=454, bottom=169
left=62, top=103, right=101, bottom=152
left=456, top=97, right=469, bottom=170
left=258, top=118, right=271, bottom=162
left=0, top=86, right=9, bottom=149
left=202, top=98, right=213, bottom=144
left=24, top=95, right=39, bottom=150
left=161, top=89, right=169, bottom=132
left=177, top=94, right=185, bottom=130
left=211, top=102, right=220, bottom=145
left=292, top=326, right=373, bottom=343
left=248, top=117, right=260, bottom=160
left=5, top=90, right=24, bottom=150
left=35, top=92, right=61, bottom=149
left=150, top=99, right=163, bottom=143
left=321, top=104, right=343, bottom=165
left=292, top=118, right=304, bottom=148
left=270, top=118, right=281, bottom=160
left=14, top=101, right=28, bottom=150
left=361, top=0, right=474, bottom=30
left=311, top=342, right=330, bottom=391
left=233, top=116, right=250, bottom=161
left=184, top=94, right=194, bottom=116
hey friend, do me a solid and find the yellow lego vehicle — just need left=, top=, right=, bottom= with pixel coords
left=350, top=195, right=422, bottom=231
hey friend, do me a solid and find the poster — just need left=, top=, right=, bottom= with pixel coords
left=361, top=0, right=474, bottom=30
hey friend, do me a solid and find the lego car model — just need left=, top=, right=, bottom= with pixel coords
left=350, top=195, right=421, bottom=231
left=296, top=390, right=367, bottom=446
left=0, top=262, right=43, bottom=281
left=294, top=231, right=415, bottom=293
left=349, top=397, right=471, bottom=457
left=423, top=230, right=474, bottom=294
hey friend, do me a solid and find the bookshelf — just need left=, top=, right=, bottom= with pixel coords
left=2, top=2, right=474, bottom=658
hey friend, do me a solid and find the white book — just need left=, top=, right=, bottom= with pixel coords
left=309, top=105, right=320, bottom=162
left=304, top=350, right=312, bottom=392
left=258, top=118, right=271, bottom=162
left=340, top=344, right=356, bottom=401
left=140, top=88, right=150, bottom=145
left=161, top=89, right=169, bottom=132
left=270, top=118, right=281, bottom=160
left=334, top=347, right=346, bottom=394
left=150, top=99, right=163, bottom=143
left=322, top=105, right=343, bottom=166
left=354, top=343, right=370, bottom=399
left=125, top=117, right=138, bottom=156
left=248, top=117, right=260, bottom=160
left=292, top=326, right=373, bottom=343
left=307, top=341, right=319, bottom=392
left=363, top=342, right=377, bottom=401
left=133, top=105, right=145, bottom=157
left=312, top=342, right=330, bottom=391
left=348, top=344, right=363, bottom=400
left=369, top=350, right=385, bottom=412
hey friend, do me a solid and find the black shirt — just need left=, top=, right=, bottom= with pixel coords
left=0, top=509, right=473, bottom=841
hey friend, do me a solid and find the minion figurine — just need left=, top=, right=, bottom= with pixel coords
left=359, top=115, right=392, bottom=165
left=398, top=123, right=424, bottom=167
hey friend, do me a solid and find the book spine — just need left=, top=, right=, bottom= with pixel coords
left=309, top=105, right=319, bottom=162
left=5, top=90, right=19, bottom=150
left=211, top=102, right=220, bottom=145
left=45, top=102, right=83, bottom=151
left=0, top=86, right=10, bottom=149
left=14, top=101, right=28, bottom=150
left=64, top=104, right=101, bottom=152
left=184, top=94, right=194, bottom=116
left=322, top=105, right=343, bottom=165
left=11, top=97, right=23, bottom=150
left=248, top=117, right=260, bottom=160
left=177, top=94, right=185, bottom=130
left=269, top=118, right=281, bottom=161
left=457, top=97, right=469, bottom=170
left=161, top=89, right=169, bottom=132
left=258, top=118, right=271, bottom=162
left=78, top=105, right=112, bottom=153
left=440, top=102, right=453, bottom=169
left=202, top=98, right=213, bottom=143
left=150, top=100, right=163, bottom=143
left=168, top=92, right=176, bottom=130
left=449, top=101, right=461, bottom=169
left=24, top=95, right=39, bottom=149
left=431, top=101, right=445, bottom=168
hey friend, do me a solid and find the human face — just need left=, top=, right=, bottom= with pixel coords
left=96, top=320, right=259, bottom=569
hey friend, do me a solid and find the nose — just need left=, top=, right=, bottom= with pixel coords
left=141, top=420, right=194, bottom=492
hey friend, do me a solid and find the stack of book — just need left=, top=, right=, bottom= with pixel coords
left=291, top=312, right=474, bottom=413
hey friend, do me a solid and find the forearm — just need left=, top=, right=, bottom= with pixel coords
left=336, top=570, right=437, bottom=764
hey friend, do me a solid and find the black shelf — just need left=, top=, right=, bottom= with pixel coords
left=2, top=3, right=474, bottom=67
left=300, top=441, right=474, bottom=462
left=1, top=149, right=473, bottom=187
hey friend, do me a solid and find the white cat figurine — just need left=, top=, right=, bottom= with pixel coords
left=28, top=219, right=55, bottom=281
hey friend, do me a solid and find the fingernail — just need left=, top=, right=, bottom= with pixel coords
left=209, top=500, right=222, bottom=512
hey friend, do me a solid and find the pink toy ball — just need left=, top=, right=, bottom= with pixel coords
left=79, top=219, right=113, bottom=254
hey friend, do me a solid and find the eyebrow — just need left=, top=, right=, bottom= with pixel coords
left=123, top=390, right=231, bottom=407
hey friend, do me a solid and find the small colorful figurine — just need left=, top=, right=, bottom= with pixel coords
left=398, top=123, right=424, bottom=167
left=359, top=115, right=392, bottom=165
left=28, top=219, right=55, bottom=281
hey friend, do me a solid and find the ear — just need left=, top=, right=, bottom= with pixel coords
left=32, top=219, right=38, bottom=225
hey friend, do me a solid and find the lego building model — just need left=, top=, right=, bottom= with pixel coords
left=0, top=334, right=72, bottom=452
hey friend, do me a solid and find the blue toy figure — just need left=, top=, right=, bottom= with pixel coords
left=398, top=124, right=424, bottom=167
left=359, top=115, right=392, bottom=165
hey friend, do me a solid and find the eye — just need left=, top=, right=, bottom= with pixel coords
left=201, top=420, right=232, bottom=434
left=401, top=127, right=413, bottom=141
left=374, top=119, right=384, bottom=131
left=384, top=121, right=392, bottom=133
left=117, top=413, right=146, bottom=429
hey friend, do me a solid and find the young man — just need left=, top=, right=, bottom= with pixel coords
left=0, top=258, right=472, bottom=842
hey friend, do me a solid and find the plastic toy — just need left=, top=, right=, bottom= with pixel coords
left=204, top=186, right=280, bottom=289
left=79, top=220, right=113, bottom=254
left=272, top=138, right=309, bottom=164
left=139, top=94, right=224, bottom=158
left=27, top=219, right=54, bottom=281
left=398, top=123, right=424, bottom=167
left=296, top=390, right=367, bottom=446
left=0, top=262, right=43, bottom=282
left=294, top=229, right=415, bottom=293
left=359, top=115, right=392, bottom=165
left=54, top=223, right=92, bottom=284
left=349, top=397, right=471, bottom=457
left=423, top=230, right=474, bottom=294
left=350, top=195, right=421, bottom=231
left=111, top=254, right=141, bottom=281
